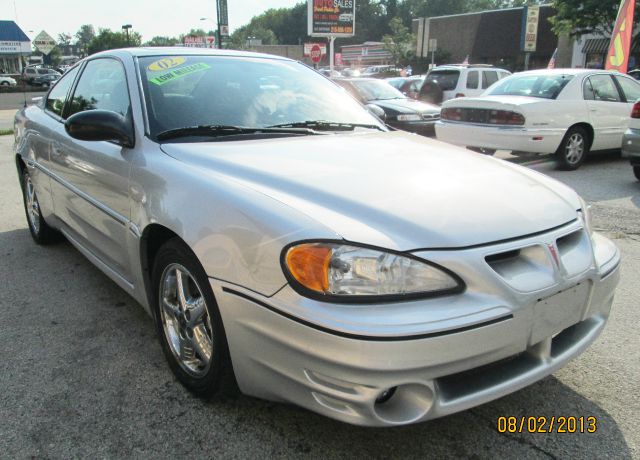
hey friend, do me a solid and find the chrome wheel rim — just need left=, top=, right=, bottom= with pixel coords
left=25, top=175, right=41, bottom=234
left=159, top=264, right=213, bottom=377
left=565, top=133, right=585, bottom=165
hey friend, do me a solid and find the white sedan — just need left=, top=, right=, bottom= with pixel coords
left=435, top=69, right=640, bottom=170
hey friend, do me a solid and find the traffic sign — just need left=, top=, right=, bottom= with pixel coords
left=310, top=44, right=322, bottom=63
left=206, top=35, right=216, bottom=47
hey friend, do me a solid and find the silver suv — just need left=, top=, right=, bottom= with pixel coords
left=426, top=64, right=511, bottom=103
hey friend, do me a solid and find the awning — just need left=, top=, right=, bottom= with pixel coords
left=582, top=38, right=609, bottom=54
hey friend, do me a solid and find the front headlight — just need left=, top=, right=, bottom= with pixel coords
left=396, top=114, right=422, bottom=122
left=282, top=242, right=463, bottom=302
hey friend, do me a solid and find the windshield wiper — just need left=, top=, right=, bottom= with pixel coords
left=267, top=120, right=385, bottom=132
left=156, top=124, right=320, bottom=141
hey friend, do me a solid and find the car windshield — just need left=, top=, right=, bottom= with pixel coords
left=386, top=78, right=405, bottom=90
left=349, top=79, right=405, bottom=101
left=487, top=74, right=574, bottom=99
left=138, top=55, right=383, bottom=139
left=427, top=70, right=460, bottom=91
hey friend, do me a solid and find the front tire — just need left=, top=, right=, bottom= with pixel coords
left=21, top=170, right=60, bottom=244
left=634, top=166, right=640, bottom=181
left=556, top=127, right=589, bottom=170
left=151, top=238, right=236, bottom=398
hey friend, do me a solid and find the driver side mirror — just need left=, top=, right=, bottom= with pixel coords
left=65, top=110, right=135, bottom=148
left=366, top=103, right=387, bottom=122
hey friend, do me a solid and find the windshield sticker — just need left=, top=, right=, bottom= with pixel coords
left=148, top=62, right=211, bottom=86
left=147, top=57, right=186, bottom=72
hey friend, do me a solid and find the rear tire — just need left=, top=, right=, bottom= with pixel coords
left=467, top=147, right=496, bottom=155
left=21, top=169, right=60, bottom=245
left=634, top=166, right=640, bottom=181
left=556, top=127, right=589, bottom=170
left=151, top=238, right=237, bottom=398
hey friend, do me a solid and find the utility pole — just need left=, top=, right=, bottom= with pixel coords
left=122, top=24, right=132, bottom=46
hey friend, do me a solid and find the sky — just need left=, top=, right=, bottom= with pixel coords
left=2, top=0, right=302, bottom=42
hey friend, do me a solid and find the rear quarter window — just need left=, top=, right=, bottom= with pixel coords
left=427, top=70, right=460, bottom=91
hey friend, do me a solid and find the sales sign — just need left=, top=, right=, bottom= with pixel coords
left=521, top=6, right=540, bottom=52
left=33, top=31, right=56, bottom=56
left=308, top=0, right=355, bottom=37
left=183, top=36, right=206, bottom=48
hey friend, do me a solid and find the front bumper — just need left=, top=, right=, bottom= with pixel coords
left=436, top=121, right=565, bottom=153
left=621, top=128, right=640, bottom=165
left=212, top=224, right=620, bottom=426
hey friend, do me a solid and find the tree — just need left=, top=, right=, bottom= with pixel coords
left=144, top=36, right=180, bottom=47
left=87, top=28, right=142, bottom=55
left=57, top=33, right=72, bottom=46
left=551, top=0, right=628, bottom=36
left=75, top=24, right=96, bottom=48
left=382, top=17, right=416, bottom=65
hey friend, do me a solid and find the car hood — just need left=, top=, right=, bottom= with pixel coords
left=161, top=131, right=579, bottom=250
left=443, top=95, right=547, bottom=110
left=371, top=98, right=440, bottom=115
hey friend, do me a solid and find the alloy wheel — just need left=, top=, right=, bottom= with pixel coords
left=159, top=263, right=214, bottom=378
left=565, top=133, right=585, bottom=165
left=24, top=174, right=41, bottom=234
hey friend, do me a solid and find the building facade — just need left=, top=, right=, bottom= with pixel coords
left=0, top=20, right=31, bottom=74
left=340, top=42, right=393, bottom=66
left=413, top=6, right=559, bottom=71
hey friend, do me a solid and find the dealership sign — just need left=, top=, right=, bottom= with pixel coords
left=183, top=36, right=206, bottom=48
left=307, top=0, right=355, bottom=37
left=0, top=41, right=31, bottom=54
left=521, top=6, right=540, bottom=52
left=33, top=31, right=56, bottom=55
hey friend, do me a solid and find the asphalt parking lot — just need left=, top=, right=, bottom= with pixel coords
left=0, top=133, right=638, bottom=459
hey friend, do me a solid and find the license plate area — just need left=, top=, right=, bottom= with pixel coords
left=530, top=282, right=591, bottom=345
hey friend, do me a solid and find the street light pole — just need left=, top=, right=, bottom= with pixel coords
left=122, top=24, right=132, bottom=46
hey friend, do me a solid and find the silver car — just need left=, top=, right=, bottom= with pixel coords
left=13, top=48, right=620, bottom=426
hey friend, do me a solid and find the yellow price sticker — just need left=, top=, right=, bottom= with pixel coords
left=147, top=57, right=187, bottom=72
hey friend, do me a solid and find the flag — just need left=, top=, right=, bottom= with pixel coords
left=605, top=0, right=636, bottom=73
left=547, top=48, right=558, bottom=69
left=462, top=55, right=469, bottom=65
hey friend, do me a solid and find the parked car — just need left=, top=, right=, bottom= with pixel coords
left=621, top=99, right=640, bottom=180
left=0, top=75, right=17, bottom=86
left=386, top=76, right=425, bottom=100
left=334, top=77, right=440, bottom=136
left=362, top=65, right=400, bottom=78
left=14, top=48, right=620, bottom=427
left=436, top=69, right=640, bottom=170
left=628, top=69, right=640, bottom=80
left=425, top=64, right=511, bottom=103
left=22, top=66, right=61, bottom=86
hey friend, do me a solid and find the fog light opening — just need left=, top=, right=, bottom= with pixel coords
left=375, top=387, right=397, bottom=405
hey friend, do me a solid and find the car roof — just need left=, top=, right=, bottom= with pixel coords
left=510, top=68, right=625, bottom=77
left=431, top=64, right=508, bottom=71
left=89, top=47, right=294, bottom=62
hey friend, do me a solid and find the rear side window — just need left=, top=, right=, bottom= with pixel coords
left=482, top=71, right=499, bottom=89
left=588, top=75, right=621, bottom=102
left=427, top=70, right=460, bottom=91
left=45, top=66, right=80, bottom=118
left=466, top=71, right=479, bottom=89
left=615, top=76, right=640, bottom=102
left=68, top=58, right=131, bottom=117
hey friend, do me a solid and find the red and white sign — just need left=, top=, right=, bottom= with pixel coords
left=310, top=44, right=322, bottom=63
left=183, top=35, right=206, bottom=48
left=334, top=53, right=343, bottom=66
left=304, top=42, right=326, bottom=57
left=206, top=35, right=216, bottom=48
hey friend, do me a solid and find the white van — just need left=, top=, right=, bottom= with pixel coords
left=426, top=64, right=511, bottom=103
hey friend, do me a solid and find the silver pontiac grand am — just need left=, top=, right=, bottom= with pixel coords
left=13, top=48, right=620, bottom=426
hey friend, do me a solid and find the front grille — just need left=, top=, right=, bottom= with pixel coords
left=422, top=113, right=440, bottom=121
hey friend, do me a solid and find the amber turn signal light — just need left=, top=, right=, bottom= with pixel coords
left=285, top=244, right=332, bottom=293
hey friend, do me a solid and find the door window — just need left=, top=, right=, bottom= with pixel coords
left=587, top=75, right=621, bottom=102
left=615, top=76, right=640, bottom=102
left=45, top=65, right=80, bottom=118
left=466, top=71, right=479, bottom=89
left=481, top=70, right=499, bottom=89
left=68, top=58, right=131, bottom=117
